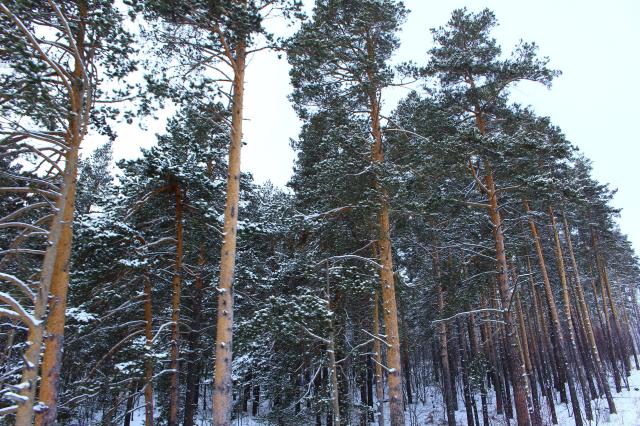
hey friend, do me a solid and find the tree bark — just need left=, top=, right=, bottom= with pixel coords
left=184, top=245, right=205, bottom=426
left=467, top=315, right=489, bottom=426
left=169, top=184, right=184, bottom=426
left=433, top=253, right=456, bottom=426
left=19, top=6, right=87, bottom=420
left=212, top=35, right=246, bottom=426
left=373, top=290, right=385, bottom=426
left=482, top=175, right=531, bottom=426
left=325, top=264, right=341, bottom=426
left=143, top=274, right=155, bottom=426
left=549, top=207, right=592, bottom=421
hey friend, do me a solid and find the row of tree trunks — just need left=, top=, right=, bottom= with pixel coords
left=561, top=213, right=616, bottom=413
left=525, top=200, right=583, bottom=426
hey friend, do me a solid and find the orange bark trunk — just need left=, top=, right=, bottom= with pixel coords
left=169, top=185, right=184, bottom=426
left=212, top=37, right=246, bottom=426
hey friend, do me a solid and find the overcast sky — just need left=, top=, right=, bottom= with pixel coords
left=96, top=0, right=640, bottom=255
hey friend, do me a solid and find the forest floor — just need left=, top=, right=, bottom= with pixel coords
left=399, top=366, right=640, bottom=425
left=127, top=366, right=640, bottom=425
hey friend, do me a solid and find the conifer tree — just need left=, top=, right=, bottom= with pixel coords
left=423, top=9, right=559, bottom=425
left=0, top=1, right=134, bottom=421
left=288, top=2, right=408, bottom=423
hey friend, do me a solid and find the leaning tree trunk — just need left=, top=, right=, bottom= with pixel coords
left=212, top=37, right=246, bottom=426
left=593, top=230, right=632, bottom=376
left=469, top=101, right=532, bottom=426
left=483, top=172, right=532, bottom=426
left=525, top=255, right=558, bottom=424
left=33, top=163, right=79, bottom=426
left=524, top=201, right=582, bottom=426
left=15, top=13, right=87, bottom=422
left=561, top=212, right=615, bottom=412
left=549, top=207, right=592, bottom=421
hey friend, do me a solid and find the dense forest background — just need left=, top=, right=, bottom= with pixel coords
left=1, top=1, right=639, bottom=426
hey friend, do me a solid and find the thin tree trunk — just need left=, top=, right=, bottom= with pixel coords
left=592, top=228, right=631, bottom=377
left=595, top=264, right=624, bottom=391
left=561, top=212, right=615, bottom=413
left=433, top=253, right=456, bottom=426
left=169, top=184, right=184, bottom=426
left=515, top=292, right=542, bottom=425
left=401, top=326, right=412, bottom=406
left=549, top=207, right=592, bottom=421
left=325, top=264, right=341, bottom=426
left=526, top=254, right=560, bottom=411
left=373, top=290, right=385, bottom=426
left=467, top=315, right=489, bottom=426
left=212, top=35, right=246, bottom=426
left=367, top=355, right=375, bottom=423
left=480, top=297, right=504, bottom=416
left=184, top=245, right=205, bottom=426
left=123, top=380, right=138, bottom=426
left=252, top=384, right=260, bottom=416
left=143, top=274, right=155, bottom=426
left=458, top=321, right=475, bottom=426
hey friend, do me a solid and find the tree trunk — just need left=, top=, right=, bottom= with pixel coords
left=144, top=274, right=155, bottom=426
left=19, top=16, right=87, bottom=422
left=482, top=175, right=531, bottom=426
left=373, top=290, right=385, bottom=426
left=524, top=256, right=557, bottom=424
left=168, top=185, right=184, bottom=426
left=458, top=321, right=475, bottom=426
left=480, top=297, right=504, bottom=416
left=184, top=246, right=205, bottom=426
left=325, top=264, right=341, bottom=426
left=123, top=381, right=138, bottom=426
left=252, top=384, right=260, bottom=416
left=515, top=293, right=541, bottom=425
left=401, top=324, right=412, bottom=406
left=212, top=36, right=246, bottom=426
left=524, top=201, right=582, bottom=426
left=591, top=229, right=630, bottom=373
left=549, top=207, right=592, bottom=421
left=467, top=315, right=489, bottom=426
left=365, top=34, right=404, bottom=426
left=433, top=253, right=456, bottom=426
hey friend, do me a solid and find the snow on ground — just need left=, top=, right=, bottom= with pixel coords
left=127, top=367, right=640, bottom=425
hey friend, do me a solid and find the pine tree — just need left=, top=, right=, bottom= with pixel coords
left=0, top=1, right=135, bottom=421
left=423, top=9, right=559, bottom=425
left=288, top=2, right=408, bottom=423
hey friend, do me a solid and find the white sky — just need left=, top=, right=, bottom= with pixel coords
left=90, top=0, right=640, bottom=255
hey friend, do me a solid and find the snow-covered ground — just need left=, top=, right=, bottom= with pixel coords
left=398, top=368, right=640, bottom=425
left=127, top=367, right=640, bottom=425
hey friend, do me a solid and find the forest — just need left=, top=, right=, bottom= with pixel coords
left=1, top=1, right=639, bottom=425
